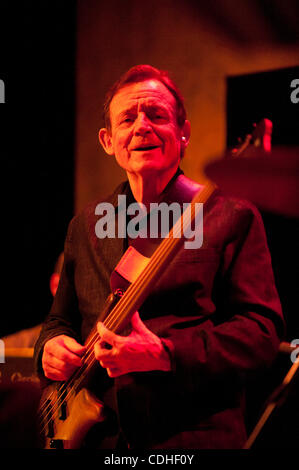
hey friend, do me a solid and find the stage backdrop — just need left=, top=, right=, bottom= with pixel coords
left=1, top=0, right=298, bottom=338
left=75, top=0, right=299, bottom=212
left=226, top=66, right=299, bottom=341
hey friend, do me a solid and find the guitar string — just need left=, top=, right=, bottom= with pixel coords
left=39, top=184, right=213, bottom=431
left=39, top=184, right=215, bottom=434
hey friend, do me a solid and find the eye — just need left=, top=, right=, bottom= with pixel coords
left=151, top=112, right=167, bottom=122
left=120, top=117, right=134, bottom=126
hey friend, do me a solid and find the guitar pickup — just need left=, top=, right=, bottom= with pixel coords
left=58, top=402, right=67, bottom=421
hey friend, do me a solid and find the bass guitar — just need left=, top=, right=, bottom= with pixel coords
left=39, top=178, right=216, bottom=449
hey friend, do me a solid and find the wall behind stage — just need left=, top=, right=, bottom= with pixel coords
left=75, top=0, right=299, bottom=212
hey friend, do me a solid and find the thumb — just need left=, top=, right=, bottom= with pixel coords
left=130, top=311, right=149, bottom=335
left=62, top=336, right=86, bottom=356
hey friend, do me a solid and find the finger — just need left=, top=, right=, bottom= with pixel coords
left=97, top=322, right=118, bottom=347
left=45, top=342, right=83, bottom=367
left=42, top=348, right=82, bottom=380
left=43, top=363, right=69, bottom=381
left=106, top=367, right=120, bottom=378
left=43, top=352, right=81, bottom=372
left=42, top=353, right=65, bottom=371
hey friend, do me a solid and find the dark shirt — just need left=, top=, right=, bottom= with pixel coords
left=34, top=172, right=284, bottom=449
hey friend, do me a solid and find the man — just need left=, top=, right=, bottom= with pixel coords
left=34, top=65, right=284, bottom=449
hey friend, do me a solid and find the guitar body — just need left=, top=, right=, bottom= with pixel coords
left=41, top=384, right=106, bottom=449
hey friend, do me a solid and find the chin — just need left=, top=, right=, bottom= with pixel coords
left=131, top=161, right=165, bottom=174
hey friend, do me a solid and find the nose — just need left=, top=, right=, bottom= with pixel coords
left=134, top=112, right=152, bottom=136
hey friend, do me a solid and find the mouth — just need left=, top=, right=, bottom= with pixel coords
left=132, top=145, right=160, bottom=151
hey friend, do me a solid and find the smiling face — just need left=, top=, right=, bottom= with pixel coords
left=99, top=79, right=190, bottom=180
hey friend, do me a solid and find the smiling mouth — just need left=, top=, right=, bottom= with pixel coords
left=133, top=145, right=160, bottom=151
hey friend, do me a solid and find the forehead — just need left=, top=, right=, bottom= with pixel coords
left=109, top=79, right=177, bottom=117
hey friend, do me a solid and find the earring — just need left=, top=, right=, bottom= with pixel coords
left=182, top=136, right=186, bottom=142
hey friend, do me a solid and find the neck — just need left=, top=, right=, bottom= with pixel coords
left=127, top=166, right=179, bottom=206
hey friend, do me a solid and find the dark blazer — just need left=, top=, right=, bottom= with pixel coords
left=34, top=172, right=284, bottom=449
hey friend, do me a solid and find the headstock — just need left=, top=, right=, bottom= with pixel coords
left=230, top=118, right=272, bottom=158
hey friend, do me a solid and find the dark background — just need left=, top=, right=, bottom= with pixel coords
left=227, top=67, right=299, bottom=341
left=0, top=0, right=298, bottom=450
left=0, top=1, right=76, bottom=337
left=227, top=66, right=299, bottom=148
left=226, top=68, right=299, bottom=448
left=1, top=2, right=298, bottom=342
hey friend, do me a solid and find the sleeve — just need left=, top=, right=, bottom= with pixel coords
left=33, top=217, right=83, bottom=377
left=162, top=201, right=285, bottom=394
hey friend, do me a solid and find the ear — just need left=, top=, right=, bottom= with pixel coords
left=99, top=128, right=114, bottom=156
left=180, top=120, right=191, bottom=158
left=181, top=120, right=191, bottom=147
